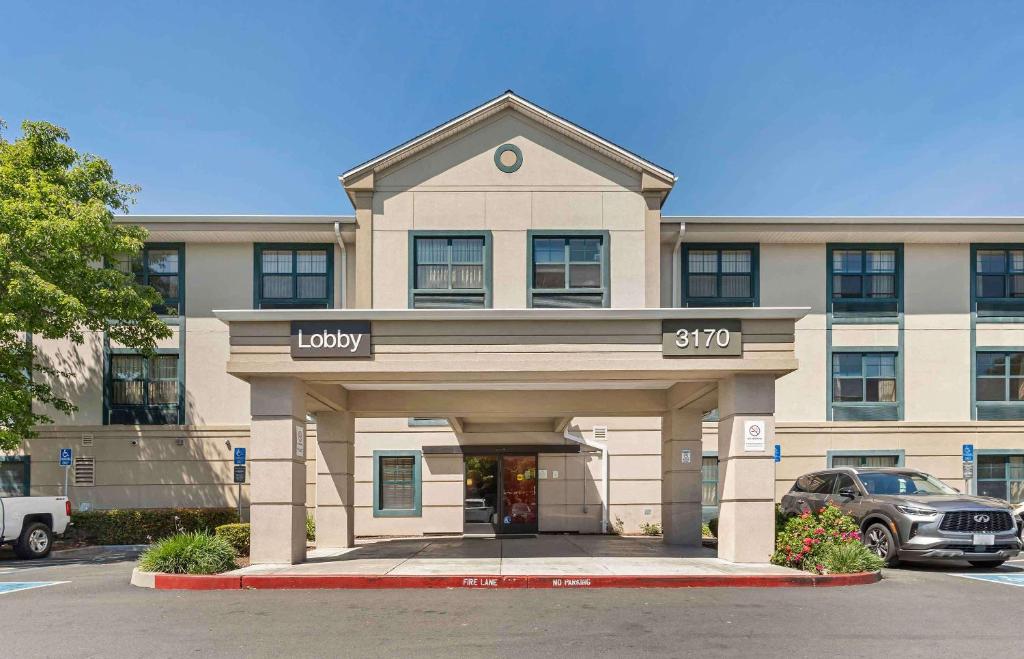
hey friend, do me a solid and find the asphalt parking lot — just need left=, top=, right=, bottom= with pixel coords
left=2, top=549, right=1023, bottom=658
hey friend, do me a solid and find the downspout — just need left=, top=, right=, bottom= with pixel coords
left=333, top=221, right=348, bottom=308
left=563, top=425, right=609, bottom=534
left=671, top=222, right=687, bottom=307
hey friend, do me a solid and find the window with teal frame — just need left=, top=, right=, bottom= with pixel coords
left=974, top=351, right=1024, bottom=420
left=409, top=232, right=491, bottom=308
left=105, top=350, right=182, bottom=425
left=972, top=245, right=1024, bottom=319
left=113, top=244, right=184, bottom=316
left=701, top=455, right=718, bottom=506
left=827, top=450, right=904, bottom=468
left=682, top=244, right=758, bottom=307
left=828, top=244, right=901, bottom=319
left=528, top=232, right=609, bottom=308
left=0, top=456, right=30, bottom=497
left=977, top=454, right=1024, bottom=502
left=254, top=244, right=333, bottom=309
left=372, top=450, right=422, bottom=517
left=831, top=351, right=900, bottom=421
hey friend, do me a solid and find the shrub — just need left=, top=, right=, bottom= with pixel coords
left=306, top=514, right=316, bottom=542
left=775, top=504, right=789, bottom=532
left=138, top=532, right=238, bottom=575
left=70, top=508, right=239, bottom=545
left=215, top=523, right=250, bottom=556
left=820, top=541, right=885, bottom=574
left=639, top=521, right=662, bottom=536
left=708, top=517, right=718, bottom=538
left=701, top=522, right=713, bottom=538
left=771, top=503, right=866, bottom=574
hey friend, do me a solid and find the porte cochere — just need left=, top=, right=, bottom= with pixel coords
left=217, top=307, right=805, bottom=565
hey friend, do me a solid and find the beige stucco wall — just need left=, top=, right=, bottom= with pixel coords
left=370, top=111, right=648, bottom=309
left=341, top=417, right=660, bottom=537
left=762, top=243, right=828, bottom=422
left=184, top=243, right=254, bottom=425
left=33, top=331, right=106, bottom=425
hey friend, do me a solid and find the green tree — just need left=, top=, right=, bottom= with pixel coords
left=0, top=119, right=171, bottom=450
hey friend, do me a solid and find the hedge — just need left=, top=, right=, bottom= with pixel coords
left=215, top=523, right=250, bottom=556
left=69, top=508, right=239, bottom=545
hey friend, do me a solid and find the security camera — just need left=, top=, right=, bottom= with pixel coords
left=130, top=439, right=139, bottom=447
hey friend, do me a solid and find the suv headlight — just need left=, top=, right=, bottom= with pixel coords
left=895, top=505, right=939, bottom=518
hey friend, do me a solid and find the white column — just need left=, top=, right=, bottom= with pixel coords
left=315, top=411, right=355, bottom=548
left=717, top=374, right=776, bottom=563
left=249, top=377, right=308, bottom=565
left=661, top=408, right=704, bottom=545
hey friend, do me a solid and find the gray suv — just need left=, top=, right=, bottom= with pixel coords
left=781, top=467, right=1022, bottom=568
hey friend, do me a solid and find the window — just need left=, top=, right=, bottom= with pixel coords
left=255, top=244, right=333, bottom=309
left=682, top=244, right=758, bottom=307
left=410, top=233, right=491, bottom=308
left=973, top=246, right=1024, bottom=317
left=114, top=244, right=184, bottom=315
left=0, top=456, right=30, bottom=496
left=106, top=352, right=181, bottom=425
left=834, top=474, right=857, bottom=494
left=975, top=351, right=1024, bottom=419
left=701, top=455, right=719, bottom=508
left=828, top=245, right=901, bottom=318
left=372, top=450, right=421, bottom=517
left=408, top=417, right=448, bottom=427
left=809, top=473, right=839, bottom=494
left=831, top=352, right=899, bottom=420
left=828, top=451, right=903, bottom=468
left=977, top=454, right=1024, bottom=502
left=528, top=233, right=608, bottom=308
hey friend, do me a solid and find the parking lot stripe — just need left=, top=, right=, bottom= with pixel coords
left=0, top=581, right=68, bottom=595
left=952, top=573, right=1024, bottom=588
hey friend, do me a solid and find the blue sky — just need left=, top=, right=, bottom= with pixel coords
left=3, top=1, right=1023, bottom=216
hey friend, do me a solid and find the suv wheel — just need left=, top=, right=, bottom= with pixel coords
left=864, top=522, right=900, bottom=567
left=14, top=522, right=53, bottom=560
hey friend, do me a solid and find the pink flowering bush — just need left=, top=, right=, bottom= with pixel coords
left=771, top=502, right=868, bottom=573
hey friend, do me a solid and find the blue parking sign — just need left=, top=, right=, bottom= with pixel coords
left=59, top=448, right=73, bottom=466
left=234, top=447, right=246, bottom=465
left=962, top=444, right=974, bottom=462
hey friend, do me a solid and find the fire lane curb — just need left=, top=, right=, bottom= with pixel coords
left=136, top=570, right=881, bottom=590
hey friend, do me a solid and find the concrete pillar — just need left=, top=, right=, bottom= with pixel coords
left=661, top=408, right=704, bottom=545
left=249, top=377, right=308, bottom=565
left=315, top=411, right=355, bottom=548
left=717, top=374, right=776, bottom=563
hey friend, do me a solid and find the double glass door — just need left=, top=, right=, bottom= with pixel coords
left=463, top=455, right=538, bottom=535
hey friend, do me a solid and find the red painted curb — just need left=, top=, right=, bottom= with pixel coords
left=154, top=574, right=242, bottom=590
left=149, top=571, right=881, bottom=590
left=227, top=571, right=880, bottom=590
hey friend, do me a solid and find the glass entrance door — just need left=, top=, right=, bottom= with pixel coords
left=463, top=454, right=538, bottom=535
left=499, top=455, right=538, bottom=535
left=464, top=456, right=499, bottom=534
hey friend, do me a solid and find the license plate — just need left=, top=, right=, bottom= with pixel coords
left=973, top=533, right=995, bottom=546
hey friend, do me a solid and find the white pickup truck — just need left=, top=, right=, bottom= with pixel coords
left=0, top=496, right=71, bottom=559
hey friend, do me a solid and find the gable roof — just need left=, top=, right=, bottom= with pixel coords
left=338, top=91, right=676, bottom=193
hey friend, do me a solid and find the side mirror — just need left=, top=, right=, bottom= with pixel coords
left=838, top=487, right=858, bottom=499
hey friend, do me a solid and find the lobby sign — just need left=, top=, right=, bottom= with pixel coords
left=290, top=321, right=371, bottom=358
left=743, top=419, right=766, bottom=452
left=661, top=320, right=742, bottom=357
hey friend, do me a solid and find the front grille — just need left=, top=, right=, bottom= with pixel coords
left=939, top=511, right=1014, bottom=533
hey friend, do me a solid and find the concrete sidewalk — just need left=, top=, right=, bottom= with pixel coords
left=229, top=535, right=797, bottom=577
